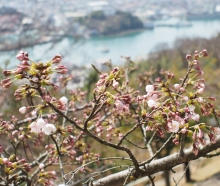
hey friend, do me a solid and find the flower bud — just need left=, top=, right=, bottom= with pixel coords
left=16, top=51, right=25, bottom=61
left=2, top=70, right=12, bottom=76
left=19, top=106, right=27, bottom=114
left=39, top=163, right=44, bottom=169
left=52, top=54, right=62, bottom=64
left=112, top=80, right=119, bottom=89
left=199, top=49, right=208, bottom=57
left=186, top=54, right=192, bottom=60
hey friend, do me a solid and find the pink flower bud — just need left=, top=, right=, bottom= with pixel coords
left=208, top=132, right=216, bottom=144
left=39, top=163, right=44, bottom=169
left=19, top=106, right=27, bottom=114
left=200, top=49, right=208, bottom=57
left=106, top=134, right=112, bottom=138
left=3, top=70, right=13, bottom=76
left=16, top=51, right=25, bottom=61
left=197, top=88, right=204, bottom=94
left=179, top=87, right=185, bottom=92
left=31, top=110, right=37, bottom=116
left=186, top=54, right=192, bottom=60
left=115, top=100, right=124, bottom=111
left=52, top=54, right=62, bottom=64
left=197, top=129, right=203, bottom=138
left=192, top=143, right=198, bottom=156
left=174, top=84, right=180, bottom=90
left=112, top=80, right=119, bottom=89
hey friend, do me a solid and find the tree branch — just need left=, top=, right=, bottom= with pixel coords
left=90, top=137, right=220, bottom=186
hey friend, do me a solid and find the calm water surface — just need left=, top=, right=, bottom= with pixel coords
left=1, top=20, right=220, bottom=67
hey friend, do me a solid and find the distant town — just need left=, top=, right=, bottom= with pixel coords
left=1, top=0, right=220, bottom=51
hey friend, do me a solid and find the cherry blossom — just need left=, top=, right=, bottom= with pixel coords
left=36, top=118, right=46, bottom=129
left=59, top=96, right=68, bottom=105
left=213, top=127, right=220, bottom=135
left=42, top=124, right=56, bottom=135
left=191, top=113, right=200, bottom=121
left=147, top=99, right=157, bottom=108
left=145, top=85, right=154, bottom=93
left=169, top=120, right=180, bottom=133
left=29, top=121, right=41, bottom=134
left=174, top=84, right=181, bottom=90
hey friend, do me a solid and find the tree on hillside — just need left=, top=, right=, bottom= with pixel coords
left=1, top=49, right=220, bottom=186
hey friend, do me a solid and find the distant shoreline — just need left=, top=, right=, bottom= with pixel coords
left=0, top=28, right=146, bottom=52
left=91, top=28, right=146, bottom=39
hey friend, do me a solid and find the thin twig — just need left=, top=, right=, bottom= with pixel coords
left=140, top=133, right=174, bottom=166
left=148, top=175, right=155, bottom=186
left=174, top=163, right=189, bottom=186
left=51, top=135, right=66, bottom=184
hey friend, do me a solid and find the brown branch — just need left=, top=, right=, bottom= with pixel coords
left=47, top=101, right=140, bottom=175
left=91, top=137, right=220, bottom=186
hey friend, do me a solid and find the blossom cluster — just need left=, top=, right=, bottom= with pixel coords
left=0, top=48, right=220, bottom=186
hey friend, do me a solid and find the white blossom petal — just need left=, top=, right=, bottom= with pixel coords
left=147, top=99, right=157, bottom=108
left=19, top=106, right=27, bottom=114
left=169, top=120, right=180, bottom=133
left=59, top=96, right=68, bottom=105
left=145, top=85, right=154, bottom=93
left=43, top=124, right=56, bottom=135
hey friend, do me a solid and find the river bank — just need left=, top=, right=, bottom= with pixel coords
left=1, top=19, right=220, bottom=68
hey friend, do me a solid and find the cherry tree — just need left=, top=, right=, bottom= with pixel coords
left=1, top=49, right=220, bottom=186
